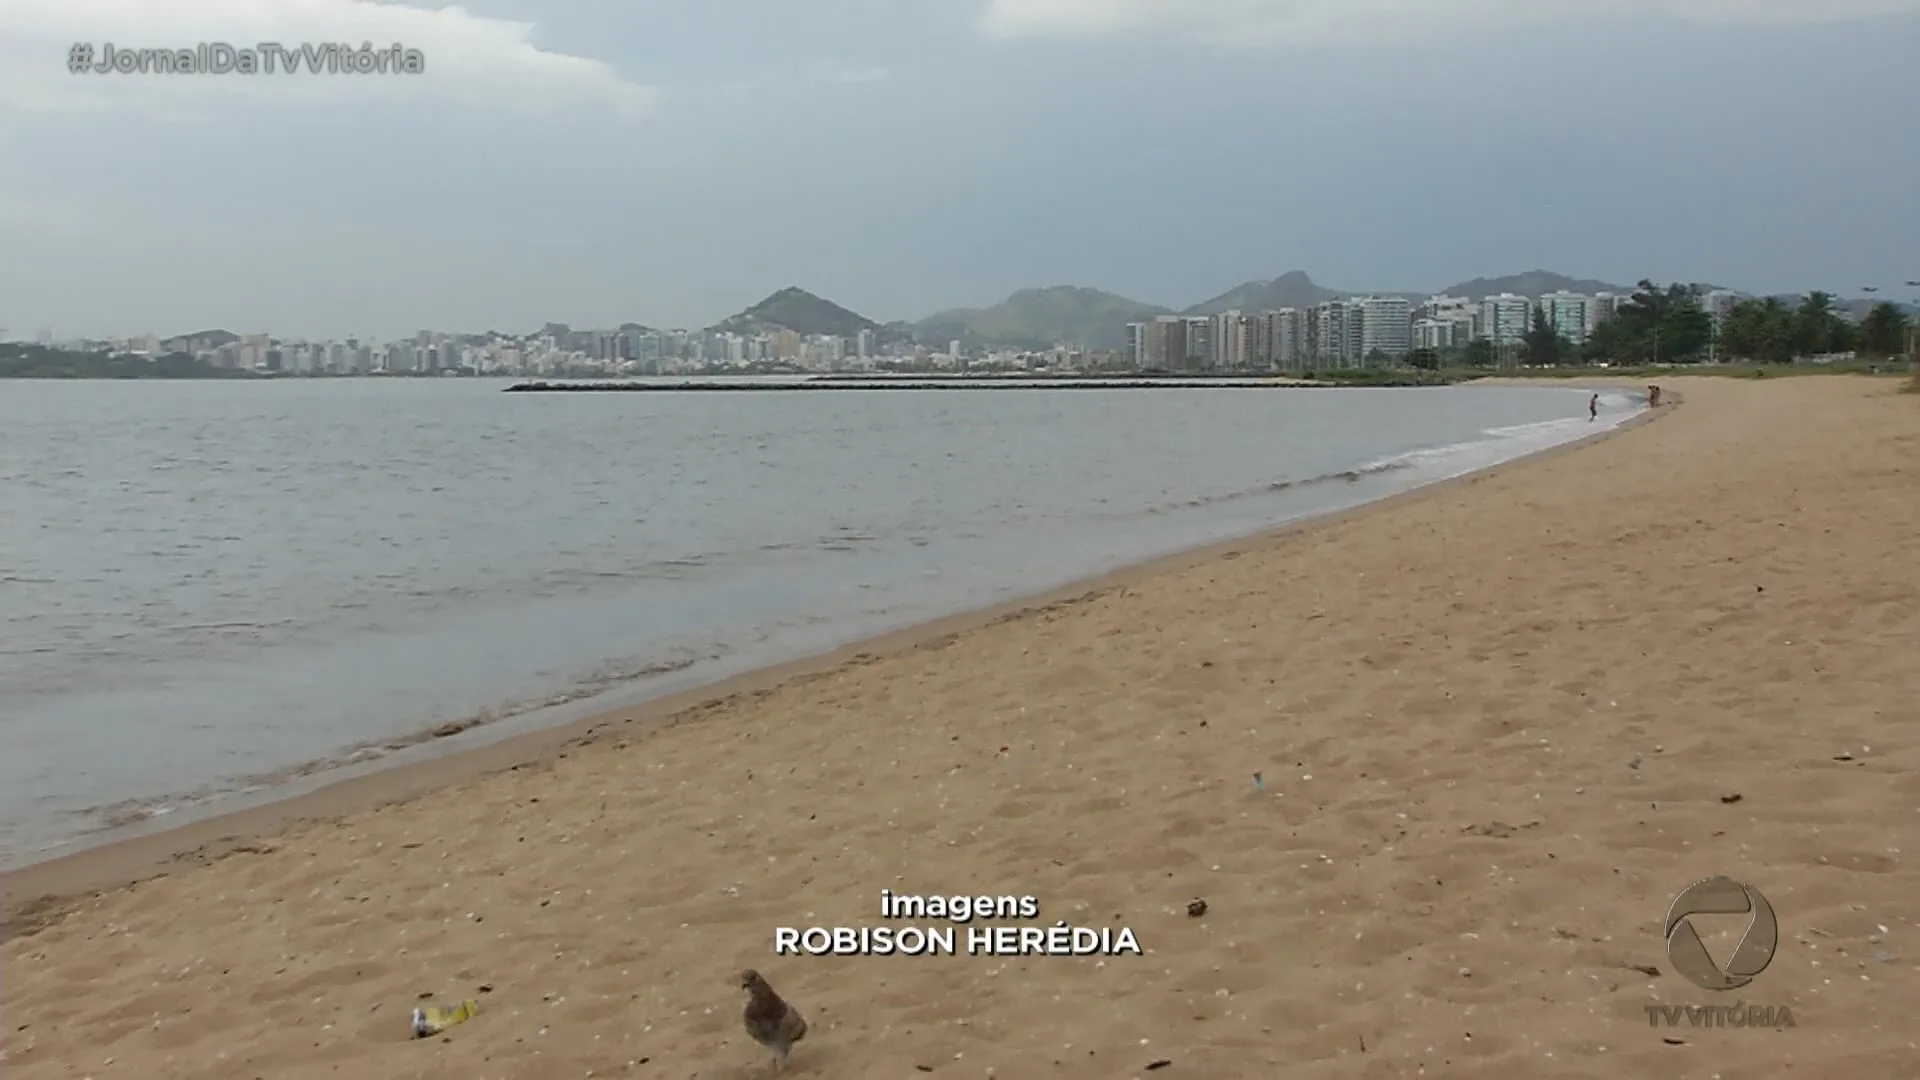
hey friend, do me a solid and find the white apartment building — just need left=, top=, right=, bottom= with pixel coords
left=1480, top=293, right=1532, bottom=348
left=1126, top=314, right=1188, bottom=368
left=1424, top=294, right=1477, bottom=320
left=1357, top=296, right=1413, bottom=357
left=1183, top=316, right=1211, bottom=369
left=1413, top=316, right=1474, bottom=350
left=1211, top=310, right=1253, bottom=369
left=1415, top=294, right=1479, bottom=350
left=1542, top=291, right=1591, bottom=344
left=1257, top=308, right=1304, bottom=370
left=1587, top=292, right=1625, bottom=336
left=1309, top=300, right=1367, bottom=367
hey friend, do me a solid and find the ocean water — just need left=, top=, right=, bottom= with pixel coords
left=0, top=378, right=1639, bottom=865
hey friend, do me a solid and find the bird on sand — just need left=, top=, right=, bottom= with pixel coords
left=738, top=968, right=807, bottom=1072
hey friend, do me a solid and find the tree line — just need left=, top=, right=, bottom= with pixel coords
left=1407, top=280, right=1912, bottom=368
left=0, top=343, right=255, bottom=379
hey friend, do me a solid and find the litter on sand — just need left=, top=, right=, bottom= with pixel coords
left=412, top=999, right=480, bottom=1038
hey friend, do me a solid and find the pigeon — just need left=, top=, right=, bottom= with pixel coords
left=738, top=968, right=807, bottom=1072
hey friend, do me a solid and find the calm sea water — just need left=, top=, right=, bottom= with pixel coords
left=0, top=378, right=1637, bottom=865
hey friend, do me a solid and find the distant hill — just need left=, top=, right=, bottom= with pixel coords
left=164, top=328, right=239, bottom=347
left=1437, top=270, right=1631, bottom=300
left=709, top=287, right=881, bottom=339
left=1183, top=271, right=1366, bottom=315
left=913, top=286, right=1171, bottom=351
left=519, top=271, right=1911, bottom=355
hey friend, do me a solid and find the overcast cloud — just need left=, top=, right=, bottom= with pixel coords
left=3, top=0, right=1916, bottom=338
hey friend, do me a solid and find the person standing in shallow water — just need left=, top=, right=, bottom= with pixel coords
left=1589, top=392, right=1599, bottom=421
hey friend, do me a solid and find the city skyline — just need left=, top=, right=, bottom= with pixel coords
left=22, top=282, right=1891, bottom=379
left=3, top=0, right=1917, bottom=340
left=1123, top=288, right=1753, bottom=371
left=13, top=270, right=1917, bottom=351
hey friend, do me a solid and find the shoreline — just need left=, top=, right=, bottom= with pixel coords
left=9, top=373, right=1917, bottom=1078
left=0, top=382, right=1634, bottom=872
left=2, top=382, right=1660, bottom=935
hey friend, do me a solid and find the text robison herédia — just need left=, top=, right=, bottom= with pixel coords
left=772, top=889, right=1144, bottom=957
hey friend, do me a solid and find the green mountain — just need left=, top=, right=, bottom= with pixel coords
left=709, top=286, right=881, bottom=339
left=1437, top=270, right=1630, bottom=300
left=913, top=286, right=1171, bottom=351
left=1183, top=271, right=1361, bottom=315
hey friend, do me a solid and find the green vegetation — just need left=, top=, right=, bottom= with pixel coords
left=1522, top=304, right=1567, bottom=366
left=1576, top=280, right=1714, bottom=364
left=0, top=343, right=256, bottom=379
left=1418, top=279, right=1917, bottom=369
left=1714, top=292, right=1910, bottom=363
left=1488, top=361, right=1898, bottom=380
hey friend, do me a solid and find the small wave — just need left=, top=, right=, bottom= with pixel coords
left=1479, top=416, right=1594, bottom=441
left=60, top=642, right=737, bottom=841
left=1266, top=458, right=1411, bottom=493
left=1362, top=408, right=1626, bottom=477
left=74, top=796, right=183, bottom=832
left=168, top=620, right=294, bottom=633
left=1142, top=458, right=1415, bottom=516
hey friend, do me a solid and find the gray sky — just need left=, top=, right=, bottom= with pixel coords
left=4, top=0, right=1918, bottom=340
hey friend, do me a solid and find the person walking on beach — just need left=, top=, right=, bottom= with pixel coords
left=1589, top=392, right=1599, bottom=422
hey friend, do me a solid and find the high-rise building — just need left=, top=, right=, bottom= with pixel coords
left=1480, top=293, right=1531, bottom=348
left=1542, top=291, right=1591, bottom=344
left=1357, top=296, right=1413, bottom=358
left=1311, top=300, right=1365, bottom=367
left=1415, top=295, right=1478, bottom=349
left=1267, top=308, right=1303, bottom=370
left=1211, top=311, right=1253, bottom=370
left=1588, top=292, right=1625, bottom=336
left=1136, top=315, right=1185, bottom=368
left=1250, top=309, right=1302, bottom=370
left=1182, top=316, right=1211, bottom=370
left=1413, top=315, right=1474, bottom=350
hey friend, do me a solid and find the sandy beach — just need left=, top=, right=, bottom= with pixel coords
left=5, top=375, right=1917, bottom=1079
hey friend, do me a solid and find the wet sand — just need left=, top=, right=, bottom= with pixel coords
left=5, top=375, right=1918, bottom=1079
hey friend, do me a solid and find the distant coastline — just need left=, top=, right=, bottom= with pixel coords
left=0, top=345, right=261, bottom=380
